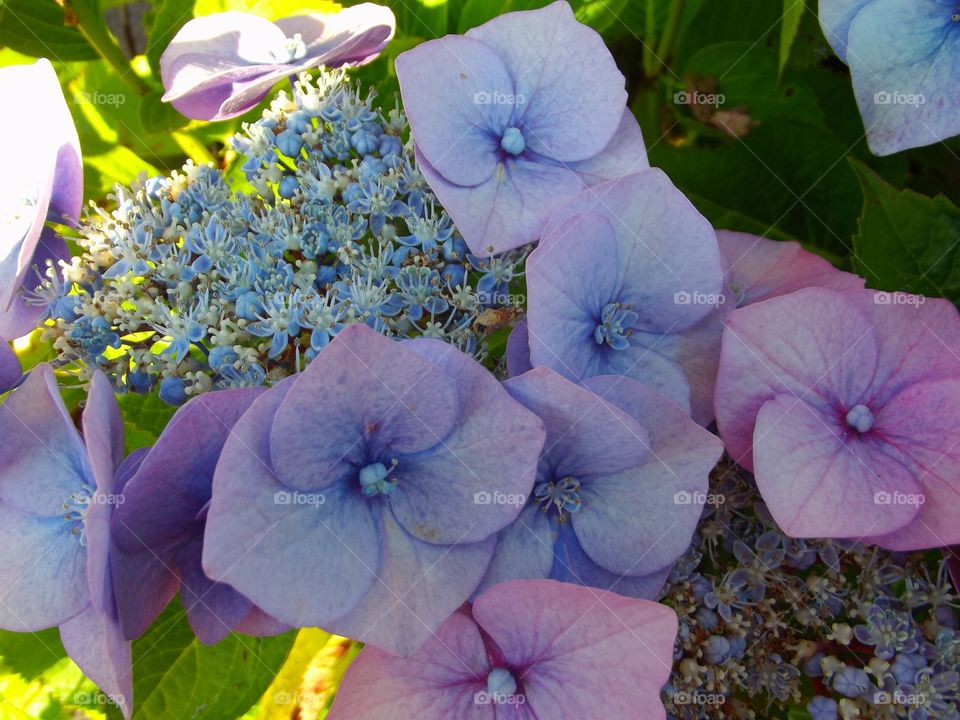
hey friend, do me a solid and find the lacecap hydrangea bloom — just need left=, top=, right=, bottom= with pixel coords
left=40, top=69, right=521, bottom=403
left=0, top=366, right=137, bottom=717
left=0, top=59, right=81, bottom=339
left=202, top=325, right=546, bottom=655
left=519, top=169, right=726, bottom=424
left=819, top=0, right=960, bottom=155
left=715, top=287, right=960, bottom=549
left=111, top=387, right=289, bottom=644
left=476, top=368, right=723, bottom=600
left=328, top=579, right=677, bottom=719
left=395, top=0, right=647, bottom=255
left=160, top=4, right=395, bottom=120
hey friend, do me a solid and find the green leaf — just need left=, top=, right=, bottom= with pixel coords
left=850, top=159, right=960, bottom=301
left=139, top=89, right=190, bottom=133
left=83, top=146, right=161, bottom=201
left=778, top=0, right=805, bottom=78
left=117, top=390, right=178, bottom=452
left=145, top=0, right=197, bottom=79
left=650, top=119, right=861, bottom=256
left=0, top=628, right=67, bottom=681
left=0, top=0, right=98, bottom=61
left=680, top=42, right=822, bottom=124
left=675, top=0, right=783, bottom=67
left=457, top=0, right=506, bottom=32
left=125, top=602, right=296, bottom=720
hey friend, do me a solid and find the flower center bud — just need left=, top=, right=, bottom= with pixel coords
left=276, top=34, right=308, bottom=63
left=594, top=302, right=638, bottom=350
left=845, top=404, right=875, bottom=433
left=486, top=667, right=518, bottom=697
left=359, top=460, right=398, bottom=497
left=500, top=127, right=526, bottom=155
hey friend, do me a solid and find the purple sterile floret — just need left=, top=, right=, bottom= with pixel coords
left=0, top=366, right=133, bottom=717
left=201, top=324, right=546, bottom=656
left=524, top=169, right=727, bottom=424
left=717, top=230, right=864, bottom=307
left=395, top=1, right=646, bottom=255
left=476, top=369, right=723, bottom=601
left=0, top=59, right=81, bottom=339
left=715, top=287, right=960, bottom=549
left=0, top=340, right=20, bottom=392
left=160, top=4, right=395, bottom=121
left=327, top=579, right=678, bottom=719
left=111, top=387, right=289, bottom=645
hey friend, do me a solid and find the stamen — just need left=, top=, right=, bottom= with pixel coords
left=594, top=302, right=638, bottom=350
left=535, top=476, right=582, bottom=518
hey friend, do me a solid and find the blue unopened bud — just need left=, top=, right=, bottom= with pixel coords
left=276, top=130, right=304, bottom=158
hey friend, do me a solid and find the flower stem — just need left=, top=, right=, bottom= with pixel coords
left=67, top=0, right=150, bottom=97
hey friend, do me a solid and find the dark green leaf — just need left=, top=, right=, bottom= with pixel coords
left=126, top=602, right=296, bottom=720
left=850, top=159, right=960, bottom=301
left=680, top=42, right=822, bottom=124
left=650, top=119, right=860, bottom=255
left=0, top=0, right=98, bottom=61
left=0, top=628, right=68, bottom=681
left=117, top=390, right=178, bottom=452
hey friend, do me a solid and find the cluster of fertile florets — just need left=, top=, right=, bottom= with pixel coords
left=662, top=464, right=960, bottom=720
left=37, top=70, right=525, bottom=404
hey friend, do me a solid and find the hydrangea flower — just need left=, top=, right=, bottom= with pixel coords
left=0, top=340, right=19, bottom=392
left=476, top=368, right=723, bottom=600
left=0, top=366, right=134, bottom=717
left=202, top=324, right=545, bottom=655
left=327, top=579, right=677, bottom=719
left=0, top=59, right=81, bottom=338
left=715, top=287, right=960, bottom=549
left=819, top=1, right=960, bottom=155
left=521, top=169, right=726, bottom=424
left=160, top=4, right=395, bottom=120
left=717, top=230, right=864, bottom=307
left=111, top=388, right=289, bottom=644
left=42, top=71, right=513, bottom=402
left=395, top=1, right=647, bottom=255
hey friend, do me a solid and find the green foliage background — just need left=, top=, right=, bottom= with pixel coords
left=1, top=0, right=957, bottom=718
